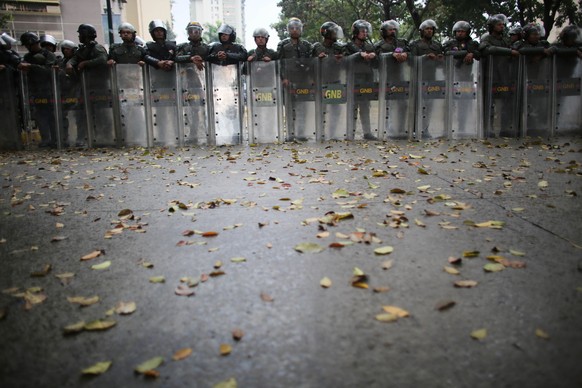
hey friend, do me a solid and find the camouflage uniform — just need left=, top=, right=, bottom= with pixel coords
left=108, top=42, right=146, bottom=64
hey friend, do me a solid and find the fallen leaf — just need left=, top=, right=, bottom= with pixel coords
left=316, top=231, right=330, bottom=239
left=294, top=242, right=325, bottom=253
left=81, top=361, right=112, bottom=375
left=115, top=301, right=137, bottom=315
left=374, top=246, right=394, bottom=255
left=84, top=319, right=116, bottom=331
left=454, top=280, right=478, bottom=288
left=232, top=328, right=244, bottom=341
left=209, top=270, right=225, bottom=277
left=381, top=260, right=393, bottom=270
left=260, top=292, right=274, bottom=302
left=143, top=370, right=160, bottom=378
left=175, top=285, right=195, bottom=297
left=55, top=272, right=75, bottom=285
left=474, top=221, right=505, bottom=229
left=81, top=250, right=104, bottom=261
left=320, top=277, right=332, bottom=288
left=373, top=286, right=390, bottom=293
left=463, top=251, right=480, bottom=258
left=91, top=261, right=111, bottom=270
left=172, top=348, right=193, bottom=361
left=135, top=356, right=164, bottom=374
left=230, top=257, right=246, bottom=263
left=63, top=320, right=86, bottom=335
left=67, top=296, right=99, bottom=307
left=382, top=306, right=410, bottom=318
left=483, top=263, right=505, bottom=272
left=435, top=300, right=456, bottom=311
left=448, top=257, right=462, bottom=265
left=375, top=313, right=398, bottom=322
left=214, top=377, right=238, bottom=388
left=444, top=266, right=460, bottom=275
left=471, top=328, right=487, bottom=340
left=538, top=180, right=549, bottom=189
left=214, top=261, right=223, bottom=269
left=149, top=276, right=165, bottom=283
left=31, top=264, right=52, bottom=277
left=414, top=219, right=426, bottom=227
left=118, top=209, right=133, bottom=217
left=219, top=344, right=232, bottom=356
left=535, top=328, right=550, bottom=340
left=509, top=249, right=526, bottom=257
left=202, top=231, right=219, bottom=237
left=51, top=236, right=68, bottom=242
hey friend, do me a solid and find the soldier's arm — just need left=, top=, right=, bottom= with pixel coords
left=226, top=45, right=248, bottom=62
left=83, top=45, right=108, bottom=68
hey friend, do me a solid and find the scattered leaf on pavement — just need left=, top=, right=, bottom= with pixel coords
left=454, top=280, right=478, bottom=288
left=471, top=328, right=487, bottom=340
left=84, top=319, right=116, bottom=331
left=115, top=301, right=137, bottom=315
left=135, top=356, right=164, bottom=374
left=294, top=242, right=325, bottom=253
left=82, top=361, right=112, bottom=375
left=320, top=277, right=332, bottom=288
left=219, top=344, right=232, bottom=356
left=91, top=261, right=111, bottom=270
left=172, top=348, right=193, bottom=361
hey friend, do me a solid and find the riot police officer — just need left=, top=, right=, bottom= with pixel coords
left=410, top=19, right=443, bottom=58
left=248, top=28, right=277, bottom=62
left=176, top=21, right=209, bottom=70
left=66, top=24, right=107, bottom=146
left=40, top=35, right=58, bottom=53
left=312, top=22, right=345, bottom=59
left=276, top=18, right=313, bottom=141
left=108, top=22, right=146, bottom=66
left=18, top=32, right=57, bottom=147
left=513, top=23, right=551, bottom=52
left=0, top=33, right=20, bottom=71
left=509, top=24, right=524, bottom=46
left=57, top=40, right=79, bottom=146
left=207, top=24, right=247, bottom=66
left=374, top=20, right=410, bottom=60
left=479, top=14, right=519, bottom=57
left=345, top=20, right=377, bottom=140
left=144, top=20, right=176, bottom=71
left=443, top=21, right=480, bottom=63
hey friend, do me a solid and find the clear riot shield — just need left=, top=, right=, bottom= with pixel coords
left=20, top=67, right=59, bottom=148
left=415, top=55, right=447, bottom=139
left=281, top=58, right=317, bottom=142
left=445, top=53, right=482, bottom=139
left=82, top=67, right=117, bottom=147
left=114, top=64, right=149, bottom=147
left=146, top=67, right=180, bottom=147
left=57, top=66, right=86, bottom=148
left=207, top=64, right=243, bottom=146
left=553, top=53, right=581, bottom=135
left=317, top=56, right=349, bottom=141
left=347, top=53, right=380, bottom=141
left=483, top=54, right=521, bottom=138
left=178, top=63, right=209, bottom=146
left=0, top=69, right=21, bottom=149
left=521, top=54, right=552, bottom=137
left=378, top=53, right=414, bottom=140
left=247, top=61, right=283, bottom=144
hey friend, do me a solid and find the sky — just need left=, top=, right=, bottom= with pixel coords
left=171, top=0, right=281, bottom=47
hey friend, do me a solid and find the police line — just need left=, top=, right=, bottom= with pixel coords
left=0, top=51, right=580, bottom=149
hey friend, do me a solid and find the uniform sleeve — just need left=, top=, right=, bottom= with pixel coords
left=226, top=45, right=248, bottom=63
left=84, top=44, right=108, bottom=68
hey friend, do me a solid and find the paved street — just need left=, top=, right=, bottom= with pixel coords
left=1, top=137, right=581, bottom=387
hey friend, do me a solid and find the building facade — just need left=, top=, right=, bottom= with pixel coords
left=190, top=0, right=245, bottom=44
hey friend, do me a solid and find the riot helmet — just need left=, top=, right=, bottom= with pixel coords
left=559, top=25, right=581, bottom=46
left=135, top=36, right=146, bottom=46
left=287, top=18, right=303, bottom=34
left=486, top=14, right=507, bottom=33
left=40, top=34, right=57, bottom=48
left=320, top=22, right=344, bottom=40
left=453, top=21, right=471, bottom=34
left=119, top=22, right=136, bottom=34
left=59, top=39, right=78, bottom=51
left=20, top=32, right=40, bottom=47
left=419, top=19, right=437, bottom=38
left=77, top=24, right=97, bottom=42
left=186, top=22, right=203, bottom=32
left=217, top=24, right=236, bottom=43
left=149, top=19, right=167, bottom=40
left=253, top=27, right=270, bottom=42
left=351, top=20, right=372, bottom=40
left=380, top=20, right=400, bottom=39
left=523, top=23, right=545, bottom=41
left=1, top=32, right=18, bottom=48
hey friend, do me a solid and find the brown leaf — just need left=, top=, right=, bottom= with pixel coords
left=448, top=256, right=462, bottom=265
left=232, top=328, right=244, bottom=341
left=200, top=273, right=209, bottom=282
left=373, top=286, right=390, bottom=293
left=172, top=348, right=193, bottom=361
left=81, top=250, right=104, bottom=261
left=219, top=344, right=232, bottom=356
left=175, top=285, right=195, bottom=297
left=454, top=280, right=478, bottom=288
left=435, top=300, right=456, bottom=311
left=118, top=208, right=133, bottom=217
left=182, top=230, right=195, bottom=236
left=260, top=292, right=274, bottom=302
left=209, top=270, right=225, bottom=277
left=143, top=370, right=160, bottom=378
left=202, top=231, right=219, bottom=237
left=31, top=264, right=52, bottom=277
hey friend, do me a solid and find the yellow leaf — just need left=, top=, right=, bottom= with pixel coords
left=463, top=251, right=480, bottom=258
left=115, top=301, right=137, bottom=315
left=81, top=361, right=112, bottom=375
left=415, top=219, right=426, bottom=227
left=63, top=320, right=86, bottom=335
left=84, top=319, right=116, bottom=331
left=294, top=242, right=325, bottom=253
left=535, top=329, right=550, bottom=340
left=509, top=249, right=526, bottom=257
left=172, top=348, right=193, bottom=361
left=483, top=263, right=505, bottom=272
left=375, top=313, right=398, bottom=322
left=149, top=276, right=165, bottom=283
left=353, top=267, right=365, bottom=276
left=471, top=328, right=487, bottom=340
left=320, top=277, right=332, bottom=288
left=382, top=306, right=410, bottom=318
left=454, top=280, right=478, bottom=288
left=214, top=377, right=238, bottom=388
left=219, top=344, right=232, bottom=356
left=538, top=180, right=549, bottom=188
left=135, top=356, right=164, bottom=374
left=67, top=296, right=100, bottom=307
left=374, top=246, right=394, bottom=255
left=444, top=266, right=460, bottom=275
left=91, top=261, right=111, bottom=270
